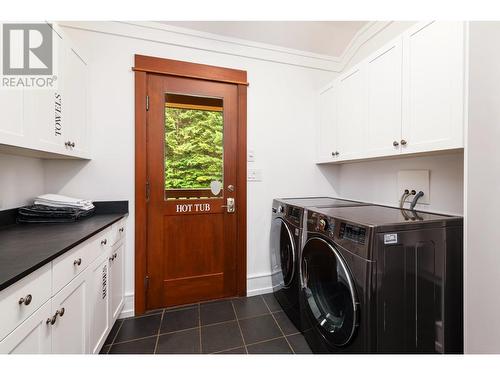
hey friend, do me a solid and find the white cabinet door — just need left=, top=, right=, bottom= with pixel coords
left=110, top=244, right=125, bottom=321
left=0, top=21, right=25, bottom=148
left=402, top=21, right=465, bottom=154
left=0, top=90, right=25, bottom=148
left=365, top=38, right=403, bottom=157
left=337, top=67, right=367, bottom=161
left=88, top=253, right=111, bottom=354
left=23, top=26, right=66, bottom=155
left=51, top=269, right=90, bottom=354
left=317, top=84, right=339, bottom=162
left=0, top=301, right=52, bottom=354
left=62, top=46, right=89, bottom=158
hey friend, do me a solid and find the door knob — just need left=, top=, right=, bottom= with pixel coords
left=221, top=198, right=235, bottom=213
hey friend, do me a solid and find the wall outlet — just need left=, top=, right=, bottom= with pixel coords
left=247, top=150, right=255, bottom=162
left=397, top=170, right=430, bottom=206
left=247, top=169, right=262, bottom=182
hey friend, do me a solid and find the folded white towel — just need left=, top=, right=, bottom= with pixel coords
left=34, top=194, right=95, bottom=211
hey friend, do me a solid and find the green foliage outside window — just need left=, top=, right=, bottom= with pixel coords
left=165, top=107, right=223, bottom=189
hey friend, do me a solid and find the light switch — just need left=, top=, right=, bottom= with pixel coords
left=247, top=150, right=255, bottom=162
left=247, top=169, right=262, bottom=182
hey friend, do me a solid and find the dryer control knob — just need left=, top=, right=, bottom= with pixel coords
left=319, top=218, right=327, bottom=230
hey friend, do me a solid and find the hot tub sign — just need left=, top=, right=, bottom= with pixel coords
left=176, top=203, right=211, bottom=213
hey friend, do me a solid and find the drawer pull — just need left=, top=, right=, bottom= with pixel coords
left=46, top=308, right=65, bottom=325
left=119, top=227, right=124, bottom=233
left=18, top=294, right=32, bottom=306
left=101, top=239, right=107, bottom=245
left=73, top=258, right=82, bottom=266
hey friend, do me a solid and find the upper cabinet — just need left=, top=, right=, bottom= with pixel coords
left=402, top=21, right=465, bottom=154
left=317, top=21, right=466, bottom=164
left=337, top=67, right=367, bottom=161
left=0, top=22, right=90, bottom=159
left=317, top=83, right=338, bottom=161
left=365, top=38, right=403, bottom=158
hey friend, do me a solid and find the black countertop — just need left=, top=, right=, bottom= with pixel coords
left=0, top=201, right=128, bottom=292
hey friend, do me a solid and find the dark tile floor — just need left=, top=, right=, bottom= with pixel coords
left=100, top=293, right=312, bottom=354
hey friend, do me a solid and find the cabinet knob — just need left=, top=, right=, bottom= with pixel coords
left=113, top=253, right=117, bottom=260
left=393, top=141, right=399, bottom=147
left=18, top=294, right=32, bottom=306
left=70, top=142, right=75, bottom=148
left=101, top=239, right=107, bottom=245
left=119, top=227, right=124, bottom=233
left=73, top=258, right=82, bottom=266
left=46, top=315, right=57, bottom=325
left=400, top=139, right=407, bottom=146
left=331, top=151, right=335, bottom=157
left=56, top=308, right=65, bottom=317
left=335, top=151, right=339, bottom=156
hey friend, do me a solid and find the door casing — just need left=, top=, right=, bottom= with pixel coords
left=133, top=54, right=248, bottom=315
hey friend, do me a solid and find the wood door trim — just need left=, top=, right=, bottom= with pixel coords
left=133, top=54, right=249, bottom=86
left=134, top=56, right=248, bottom=315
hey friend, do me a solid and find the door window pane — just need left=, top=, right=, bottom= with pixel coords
left=164, top=93, right=224, bottom=200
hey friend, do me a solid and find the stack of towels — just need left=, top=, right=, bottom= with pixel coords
left=17, top=194, right=95, bottom=223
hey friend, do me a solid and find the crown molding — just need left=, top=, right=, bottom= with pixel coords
left=56, top=20, right=397, bottom=73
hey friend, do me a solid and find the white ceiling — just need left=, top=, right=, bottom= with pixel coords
left=160, top=21, right=368, bottom=57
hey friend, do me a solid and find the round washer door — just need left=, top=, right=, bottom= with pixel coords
left=301, top=237, right=358, bottom=347
left=270, top=218, right=296, bottom=288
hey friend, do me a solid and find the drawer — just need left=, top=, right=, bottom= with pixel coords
left=52, top=240, right=93, bottom=294
left=87, top=227, right=113, bottom=262
left=108, top=220, right=126, bottom=247
left=0, top=263, right=52, bottom=341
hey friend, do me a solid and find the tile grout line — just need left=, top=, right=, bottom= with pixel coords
left=198, top=303, right=202, bottom=354
left=106, top=319, right=124, bottom=353
left=231, top=299, right=249, bottom=354
left=153, top=309, right=166, bottom=354
left=211, top=345, right=245, bottom=354
left=108, top=333, right=159, bottom=346
left=261, top=295, right=295, bottom=354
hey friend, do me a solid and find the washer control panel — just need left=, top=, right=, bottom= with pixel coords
left=339, top=222, right=367, bottom=245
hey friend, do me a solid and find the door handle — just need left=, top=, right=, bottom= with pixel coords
left=221, top=198, right=235, bottom=213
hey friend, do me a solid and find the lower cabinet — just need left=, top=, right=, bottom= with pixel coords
left=89, top=253, right=111, bottom=354
left=51, top=269, right=90, bottom=354
left=0, top=219, right=126, bottom=354
left=110, top=244, right=125, bottom=322
left=0, top=301, right=52, bottom=354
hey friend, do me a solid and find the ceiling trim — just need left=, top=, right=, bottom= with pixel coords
left=56, top=21, right=394, bottom=73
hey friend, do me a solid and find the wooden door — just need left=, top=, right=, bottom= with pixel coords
left=145, top=74, right=239, bottom=309
left=401, top=21, right=465, bottom=154
left=317, top=83, right=339, bottom=162
left=337, top=66, right=368, bottom=161
left=365, top=38, right=403, bottom=158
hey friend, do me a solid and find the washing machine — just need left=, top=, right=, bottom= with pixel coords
left=300, top=205, right=463, bottom=354
left=270, top=197, right=369, bottom=330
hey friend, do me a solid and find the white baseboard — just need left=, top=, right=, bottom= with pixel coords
left=247, top=272, right=274, bottom=296
left=119, top=273, right=274, bottom=318
left=118, top=292, right=135, bottom=319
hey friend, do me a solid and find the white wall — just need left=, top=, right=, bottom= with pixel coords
left=320, top=152, right=464, bottom=215
left=464, top=21, right=500, bottom=353
left=42, top=22, right=338, bottom=312
left=0, top=154, right=45, bottom=210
